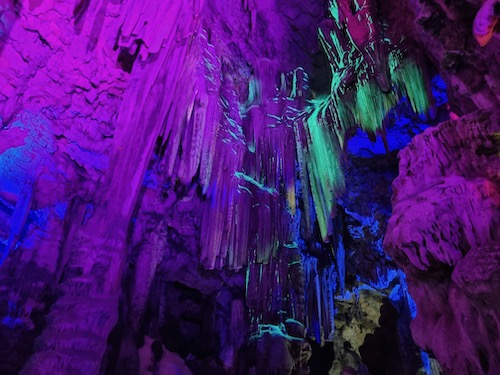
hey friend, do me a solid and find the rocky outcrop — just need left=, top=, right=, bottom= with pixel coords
left=385, top=109, right=500, bottom=374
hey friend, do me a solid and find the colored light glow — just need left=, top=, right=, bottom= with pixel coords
left=389, top=50, right=431, bottom=115
left=294, top=6, right=431, bottom=245
left=301, top=97, right=345, bottom=240
left=0, top=3, right=436, bottom=351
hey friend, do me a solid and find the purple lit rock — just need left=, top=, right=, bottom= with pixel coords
left=385, top=109, right=500, bottom=374
left=0, top=0, right=498, bottom=374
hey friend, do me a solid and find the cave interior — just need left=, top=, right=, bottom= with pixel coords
left=0, top=0, right=499, bottom=374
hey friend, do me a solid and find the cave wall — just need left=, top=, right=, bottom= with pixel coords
left=381, top=0, right=500, bottom=113
left=385, top=110, right=500, bottom=374
left=0, top=0, right=498, bottom=374
left=381, top=1, right=500, bottom=374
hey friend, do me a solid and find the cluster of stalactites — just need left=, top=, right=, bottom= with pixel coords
left=320, top=0, right=431, bottom=134
left=153, top=1, right=431, bottom=274
left=298, top=0, right=432, bottom=241
left=139, top=27, right=297, bottom=272
left=200, top=61, right=308, bottom=270
left=151, top=27, right=222, bottom=187
left=302, top=255, right=337, bottom=343
left=246, top=243, right=306, bottom=330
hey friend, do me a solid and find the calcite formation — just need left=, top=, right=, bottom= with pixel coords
left=385, top=109, right=500, bottom=374
left=0, top=0, right=498, bottom=374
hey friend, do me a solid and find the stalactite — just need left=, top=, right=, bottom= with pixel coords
left=321, top=263, right=337, bottom=341
left=176, top=31, right=221, bottom=184
left=2, top=180, right=33, bottom=263
left=290, top=2, right=432, bottom=249
left=336, top=235, right=346, bottom=295
left=163, top=7, right=432, bottom=277
left=302, top=256, right=321, bottom=342
left=352, top=79, right=397, bottom=134
left=302, top=255, right=338, bottom=344
left=199, top=73, right=246, bottom=269
left=301, top=98, right=345, bottom=241
left=389, top=51, right=431, bottom=116
left=199, top=60, right=310, bottom=270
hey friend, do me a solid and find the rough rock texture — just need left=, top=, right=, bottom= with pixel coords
left=0, top=0, right=323, bottom=374
left=0, top=0, right=498, bottom=374
left=330, top=102, right=449, bottom=375
left=385, top=109, right=500, bottom=375
left=383, top=0, right=500, bottom=113
left=0, top=2, right=127, bottom=373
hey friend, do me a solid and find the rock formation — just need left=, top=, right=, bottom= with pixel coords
left=0, top=0, right=498, bottom=374
left=385, top=109, right=500, bottom=374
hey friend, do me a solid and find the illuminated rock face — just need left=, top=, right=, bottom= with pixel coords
left=385, top=109, right=500, bottom=375
left=0, top=1, right=324, bottom=373
left=0, top=1, right=498, bottom=375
